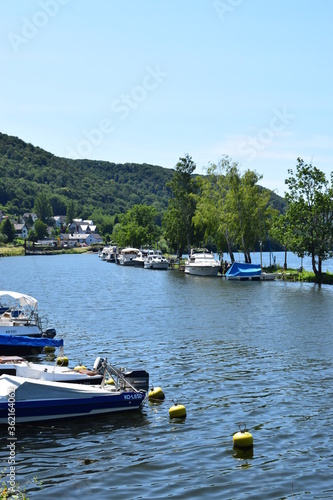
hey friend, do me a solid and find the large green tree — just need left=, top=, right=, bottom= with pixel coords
left=193, top=156, right=276, bottom=263
left=34, top=192, right=53, bottom=224
left=112, top=204, right=161, bottom=248
left=34, top=219, right=49, bottom=240
left=193, top=157, right=234, bottom=260
left=0, top=217, right=15, bottom=242
left=225, top=165, right=275, bottom=263
left=66, top=199, right=76, bottom=226
left=271, top=158, right=333, bottom=278
left=162, top=154, right=198, bottom=256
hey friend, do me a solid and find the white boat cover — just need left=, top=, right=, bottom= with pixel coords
left=0, top=375, right=113, bottom=401
left=0, top=291, right=38, bottom=309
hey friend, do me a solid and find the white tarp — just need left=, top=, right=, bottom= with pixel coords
left=0, top=291, right=38, bottom=309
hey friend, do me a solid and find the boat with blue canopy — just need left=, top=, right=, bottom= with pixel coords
left=225, top=262, right=276, bottom=281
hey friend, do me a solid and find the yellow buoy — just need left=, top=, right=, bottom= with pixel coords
left=148, top=387, right=165, bottom=401
left=74, top=365, right=87, bottom=371
left=169, top=403, right=186, bottom=419
left=233, top=430, right=253, bottom=450
left=56, top=356, right=69, bottom=367
left=44, top=346, right=55, bottom=353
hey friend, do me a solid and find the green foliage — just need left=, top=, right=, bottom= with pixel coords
left=0, top=218, right=15, bottom=242
left=271, top=158, right=333, bottom=278
left=163, top=154, right=199, bottom=256
left=66, top=199, right=76, bottom=225
left=193, top=156, right=278, bottom=262
left=34, top=219, right=48, bottom=240
left=112, top=204, right=161, bottom=247
left=34, top=192, right=53, bottom=224
left=0, top=132, right=289, bottom=249
left=0, top=133, right=173, bottom=219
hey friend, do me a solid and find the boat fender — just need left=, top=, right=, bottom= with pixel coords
left=169, top=403, right=186, bottom=419
left=106, top=378, right=115, bottom=385
left=74, top=365, right=87, bottom=371
left=44, top=346, right=56, bottom=353
left=233, top=427, right=253, bottom=450
left=148, top=386, right=165, bottom=401
left=56, top=356, right=69, bottom=367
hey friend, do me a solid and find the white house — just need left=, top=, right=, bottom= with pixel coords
left=61, top=232, right=103, bottom=246
left=68, top=219, right=94, bottom=233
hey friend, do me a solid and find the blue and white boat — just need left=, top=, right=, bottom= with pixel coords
left=0, top=355, right=103, bottom=385
left=0, top=358, right=148, bottom=423
left=0, top=291, right=56, bottom=338
left=225, top=262, right=276, bottom=281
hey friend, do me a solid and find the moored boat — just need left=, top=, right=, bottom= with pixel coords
left=0, top=355, right=103, bottom=385
left=0, top=291, right=56, bottom=338
left=117, top=248, right=140, bottom=266
left=0, top=357, right=149, bottom=423
left=225, top=262, right=276, bottom=281
left=143, top=250, right=169, bottom=270
left=184, top=249, right=220, bottom=276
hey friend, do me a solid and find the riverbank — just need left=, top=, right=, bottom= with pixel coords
left=275, top=268, right=333, bottom=285
left=0, top=245, right=94, bottom=257
left=1, top=246, right=332, bottom=284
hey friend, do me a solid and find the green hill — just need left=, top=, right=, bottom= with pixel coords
left=0, top=132, right=174, bottom=217
left=0, top=132, right=285, bottom=219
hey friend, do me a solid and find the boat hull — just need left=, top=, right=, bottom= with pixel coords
left=0, top=393, right=146, bottom=423
left=0, top=376, right=146, bottom=423
left=144, top=262, right=169, bottom=270
left=184, top=265, right=220, bottom=276
left=0, top=325, right=42, bottom=337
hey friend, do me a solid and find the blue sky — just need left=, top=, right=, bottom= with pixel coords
left=1, top=0, right=332, bottom=195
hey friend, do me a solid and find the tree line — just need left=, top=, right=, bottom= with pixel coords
left=1, top=133, right=332, bottom=281
left=98, top=154, right=333, bottom=281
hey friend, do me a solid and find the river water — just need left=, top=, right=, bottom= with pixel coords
left=1, top=253, right=333, bottom=499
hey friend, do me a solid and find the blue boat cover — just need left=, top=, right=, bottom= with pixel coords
left=225, top=262, right=261, bottom=278
left=0, top=334, right=63, bottom=347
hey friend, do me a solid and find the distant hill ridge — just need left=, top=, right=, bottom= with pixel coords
left=0, top=132, right=285, bottom=217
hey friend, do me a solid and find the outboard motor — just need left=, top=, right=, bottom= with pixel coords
left=42, top=328, right=56, bottom=338
left=93, top=357, right=105, bottom=372
left=120, top=370, right=149, bottom=392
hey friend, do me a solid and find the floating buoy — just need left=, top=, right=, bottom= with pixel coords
left=233, top=427, right=253, bottom=450
left=44, top=346, right=55, bottom=353
left=74, top=365, right=87, bottom=371
left=56, top=356, right=69, bottom=367
left=148, top=387, right=165, bottom=401
left=169, top=403, right=186, bottom=419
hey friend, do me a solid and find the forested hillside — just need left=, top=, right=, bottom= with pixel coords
left=0, top=132, right=285, bottom=218
left=0, top=132, right=174, bottom=217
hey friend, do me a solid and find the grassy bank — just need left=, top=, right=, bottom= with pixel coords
left=0, top=245, right=93, bottom=257
left=275, top=268, right=333, bottom=285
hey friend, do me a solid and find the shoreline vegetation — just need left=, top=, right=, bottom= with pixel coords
left=1, top=245, right=332, bottom=285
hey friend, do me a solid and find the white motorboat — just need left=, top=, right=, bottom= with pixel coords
left=0, top=291, right=56, bottom=338
left=117, top=248, right=140, bottom=266
left=143, top=250, right=169, bottom=270
left=0, top=357, right=149, bottom=423
left=100, top=245, right=117, bottom=262
left=133, top=249, right=150, bottom=268
left=184, top=249, right=220, bottom=276
left=0, top=355, right=103, bottom=385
